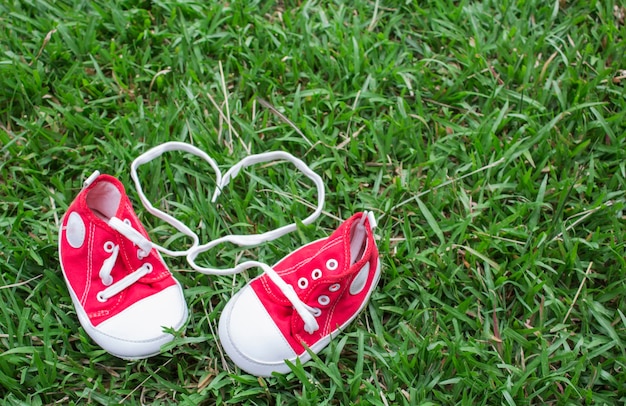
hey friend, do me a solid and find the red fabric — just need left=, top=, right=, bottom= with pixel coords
left=250, top=212, right=379, bottom=355
left=59, top=175, right=177, bottom=327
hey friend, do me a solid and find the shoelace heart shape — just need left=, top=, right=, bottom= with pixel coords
left=126, top=141, right=326, bottom=332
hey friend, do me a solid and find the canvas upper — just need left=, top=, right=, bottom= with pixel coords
left=219, top=211, right=380, bottom=376
left=58, top=173, right=187, bottom=359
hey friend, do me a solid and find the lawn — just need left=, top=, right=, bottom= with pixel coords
left=1, top=0, right=626, bottom=404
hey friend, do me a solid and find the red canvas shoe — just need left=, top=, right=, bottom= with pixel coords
left=58, top=172, right=187, bottom=359
left=218, top=211, right=381, bottom=376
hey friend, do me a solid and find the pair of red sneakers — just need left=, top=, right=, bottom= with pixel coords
left=58, top=142, right=380, bottom=376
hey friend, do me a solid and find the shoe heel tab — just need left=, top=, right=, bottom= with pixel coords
left=365, top=211, right=377, bottom=230
left=83, top=170, right=101, bottom=189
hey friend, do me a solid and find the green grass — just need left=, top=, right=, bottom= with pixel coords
left=1, top=0, right=626, bottom=404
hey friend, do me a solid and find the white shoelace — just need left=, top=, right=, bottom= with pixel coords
left=237, top=261, right=320, bottom=333
left=128, top=142, right=325, bottom=333
left=96, top=218, right=155, bottom=302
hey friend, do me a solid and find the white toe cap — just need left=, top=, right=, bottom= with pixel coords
left=86, top=284, right=187, bottom=359
left=219, top=285, right=297, bottom=376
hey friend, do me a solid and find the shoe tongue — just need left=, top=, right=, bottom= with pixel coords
left=326, top=213, right=369, bottom=272
left=86, top=177, right=123, bottom=221
left=349, top=215, right=368, bottom=265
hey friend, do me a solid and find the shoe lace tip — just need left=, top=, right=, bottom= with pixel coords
left=83, top=170, right=101, bottom=189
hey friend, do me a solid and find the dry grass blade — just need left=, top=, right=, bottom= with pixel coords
left=256, top=97, right=313, bottom=147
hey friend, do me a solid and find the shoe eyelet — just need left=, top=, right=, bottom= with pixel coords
left=123, top=218, right=132, bottom=226
left=137, top=249, right=149, bottom=259
left=298, top=277, right=308, bottom=289
left=312, top=308, right=322, bottom=317
left=326, top=259, right=338, bottom=271
left=329, top=283, right=340, bottom=292
left=318, top=295, right=330, bottom=306
left=103, top=241, right=115, bottom=253
left=144, top=263, right=153, bottom=273
left=311, top=269, right=322, bottom=280
left=96, top=292, right=107, bottom=303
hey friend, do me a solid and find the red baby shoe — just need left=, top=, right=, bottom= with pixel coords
left=219, top=211, right=380, bottom=376
left=58, top=172, right=187, bottom=359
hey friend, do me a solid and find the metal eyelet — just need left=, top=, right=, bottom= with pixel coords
left=298, top=277, right=308, bottom=289
left=137, top=249, right=149, bottom=259
left=144, top=263, right=153, bottom=273
left=123, top=218, right=132, bottom=226
left=103, top=241, right=115, bottom=253
left=96, top=292, right=107, bottom=303
left=312, top=308, right=322, bottom=317
left=329, top=283, right=340, bottom=292
left=326, top=259, right=338, bottom=271
left=311, top=269, right=322, bottom=280
left=318, top=295, right=330, bottom=306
